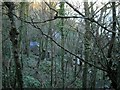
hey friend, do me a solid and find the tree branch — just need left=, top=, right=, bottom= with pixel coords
left=28, top=17, right=107, bottom=72
left=13, top=11, right=107, bottom=72
left=44, top=1, right=58, bottom=15
left=65, top=1, right=116, bottom=34
left=54, top=16, right=83, bottom=19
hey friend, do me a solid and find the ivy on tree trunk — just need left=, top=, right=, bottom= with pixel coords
left=4, top=2, right=23, bottom=89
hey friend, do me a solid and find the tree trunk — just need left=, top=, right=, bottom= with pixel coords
left=4, top=2, right=23, bottom=89
left=0, top=2, right=2, bottom=89
left=89, top=2, right=97, bottom=89
left=82, top=1, right=91, bottom=89
left=49, top=2, right=54, bottom=88
left=59, top=2, right=65, bottom=88
left=117, top=61, right=120, bottom=90
left=107, top=2, right=117, bottom=89
left=117, top=4, right=120, bottom=90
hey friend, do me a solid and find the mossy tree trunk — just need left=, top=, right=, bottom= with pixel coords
left=49, top=2, right=54, bottom=88
left=106, top=2, right=117, bottom=90
left=82, top=1, right=91, bottom=89
left=89, top=2, right=97, bottom=89
left=59, top=2, right=65, bottom=88
left=19, top=2, right=29, bottom=68
left=4, top=2, right=23, bottom=89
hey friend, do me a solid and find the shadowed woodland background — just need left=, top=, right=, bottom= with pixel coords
left=2, top=1, right=120, bottom=90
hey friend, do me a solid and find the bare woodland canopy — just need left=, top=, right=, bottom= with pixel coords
left=2, top=1, right=120, bottom=90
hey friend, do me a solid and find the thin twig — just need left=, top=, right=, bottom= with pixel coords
left=65, top=1, right=116, bottom=34
left=13, top=12, right=107, bottom=72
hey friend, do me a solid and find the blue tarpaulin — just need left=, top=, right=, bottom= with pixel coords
left=30, top=41, right=39, bottom=48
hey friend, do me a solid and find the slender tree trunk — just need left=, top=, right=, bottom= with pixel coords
left=49, top=2, right=54, bottom=88
left=107, top=2, right=117, bottom=89
left=19, top=2, right=25, bottom=69
left=90, top=2, right=97, bottom=89
left=36, top=2, right=46, bottom=70
left=117, top=5, right=120, bottom=90
left=4, top=2, right=23, bottom=89
left=0, top=2, right=2, bottom=89
left=82, top=1, right=91, bottom=89
left=24, top=3, right=29, bottom=57
left=19, top=2, right=29, bottom=68
left=117, top=61, right=120, bottom=90
left=59, top=2, right=65, bottom=88
left=2, top=10, right=12, bottom=88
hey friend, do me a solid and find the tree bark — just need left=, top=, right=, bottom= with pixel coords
left=59, top=2, right=65, bottom=88
left=82, top=1, right=91, bottom=89
left=107, top=2, right=117, bottom=90
left=4, top=2, right=23, bottom=89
